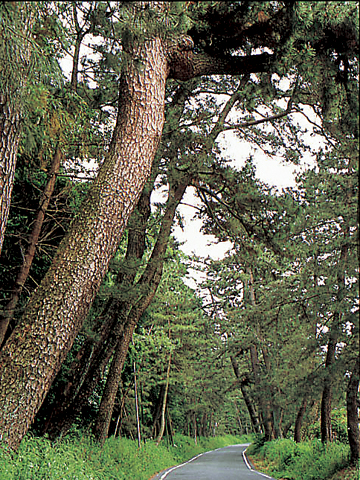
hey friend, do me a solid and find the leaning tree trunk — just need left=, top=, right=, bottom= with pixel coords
left=0, top=33, right=168, bottom=450
left=0, top=3, right=34, bottom=255
left=42, top=186, right=153, bottom=439
left=0, top=1, right=275, bottom=447
left=93, top=180, right=188, bottom=444
left=346, top=357, right=359, bottom=465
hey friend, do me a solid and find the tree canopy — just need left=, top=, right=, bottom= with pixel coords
left=0, top=0, right=358, bottom=463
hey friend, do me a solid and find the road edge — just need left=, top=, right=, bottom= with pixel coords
left=149, top=443, right=252, bottom=480
left=243, top=446, right=276, bottom=479
left=148, top=451, right=209, bottom=480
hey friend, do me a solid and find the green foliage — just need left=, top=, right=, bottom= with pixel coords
left=1, top=0, right=358, bottom=462
left=0, top=2, right=64, bottom=99
left=0, top=433, right=249, bottom=480
left=247, top=438, right=354, bottom=480
left=307, top=408, right=349, bottom=444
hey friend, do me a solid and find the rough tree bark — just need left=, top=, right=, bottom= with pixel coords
left=0, top=96, right=21, bottom=256
left=0, top=3, right=34, bottom=255
left=41, top=186, right=153, bottom=439
left=0, top=2, right=273, bottom=448
left=0, top=30, right=169, bottom=449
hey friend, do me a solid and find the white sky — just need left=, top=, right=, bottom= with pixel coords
left=173, top=128, right=320, bottom=261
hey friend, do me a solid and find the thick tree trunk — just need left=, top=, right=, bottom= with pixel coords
left=0, top=2, right=276, bottom=447
left=347, top=357, right=359, bottom=465
left=0, top=97, right=21, bottom=256
left=0, top=34, right=168, bottom=450
left=0, top=3, right=34, bottom=255
left=0, top=147, right=62, bottom=346
left=40, top=306, right=119, bottom=437
left=48, top=179, right=183, bottom=441
left=41, top=186, right=153, bottom=439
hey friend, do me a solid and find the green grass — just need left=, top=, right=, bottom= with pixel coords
left=0, top=433, right=252, bottom=480
left=246, top=438, right=359, bottom=480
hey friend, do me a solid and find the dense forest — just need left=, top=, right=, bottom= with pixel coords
left=0, top=1, right=358, bottom=477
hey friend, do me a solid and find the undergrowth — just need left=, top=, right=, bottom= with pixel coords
left=246, top=437, right=359, bottom=480
left=0, top=432, right=252, bottom=480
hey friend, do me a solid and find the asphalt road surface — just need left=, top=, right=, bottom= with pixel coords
left=152, top=444, right=275, bottom=480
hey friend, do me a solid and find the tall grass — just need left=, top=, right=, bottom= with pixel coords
left=246, top=438, right=357, bottom=480
left=0, top=433, right=251, bottom=480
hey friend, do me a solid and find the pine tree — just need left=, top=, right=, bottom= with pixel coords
left=0, top=1, right=358, bottom=450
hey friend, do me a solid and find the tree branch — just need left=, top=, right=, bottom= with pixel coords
left=169, top=51, right=273, bottom=81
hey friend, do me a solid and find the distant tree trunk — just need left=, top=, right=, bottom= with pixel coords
left=133, top=352, right=141, bottom=448
left=321, top=230, right=349, bottom=444
left=246, top=267, right=275, bottom=440
left=193, top=412, right=198, bottom=444
left=92, top=313, right=139, bottom=444
left=347, top=357, right=359, bottom=465
left=152, top=385, right=165, bottom=439
left=294, top=396, right=308, bottom=443
left=156, top=351, right=172, bottom=445
left=167, top=410, right=175, bottom=445
left=320, top=338, right=336, bottom=443
left=0, top=147, right=62, bottom=346
left=70, top=2, right=92, bottom=92
left=230, top=355, right=261, bottom=434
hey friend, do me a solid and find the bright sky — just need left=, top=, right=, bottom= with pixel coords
left=173, top=127, right=320, bottom=261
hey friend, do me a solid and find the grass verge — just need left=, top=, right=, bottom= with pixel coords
left=0, top=432, right=252, bottom=480
left=246, top=438, right=359, bottom=480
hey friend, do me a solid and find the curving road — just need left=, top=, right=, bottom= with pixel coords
left=151, top=444, right=275, bottom=480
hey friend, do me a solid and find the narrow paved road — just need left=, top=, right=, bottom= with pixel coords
left=152, top=444, right=275, bottom=479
